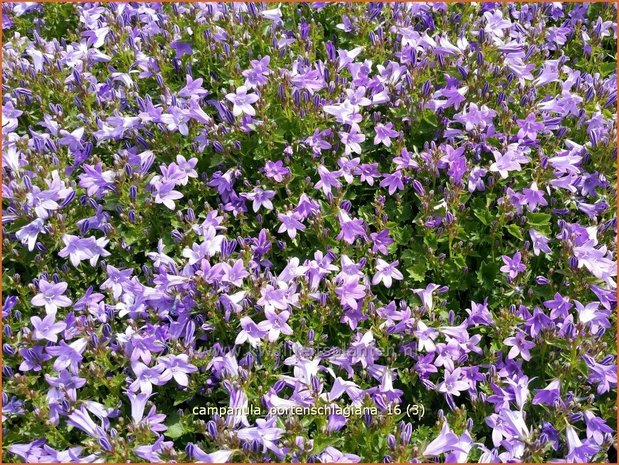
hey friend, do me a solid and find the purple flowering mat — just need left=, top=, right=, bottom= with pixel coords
left=2, top=2, right=617, bottom=463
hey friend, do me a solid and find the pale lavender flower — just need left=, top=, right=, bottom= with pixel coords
left=305, top=251, right=339, bottom=290
left=336, top=210, right=366, bottom=244
left=583, top=411, right=613, bottom=446
left=264, top=160, right=289, bottom=182
left=532, top=379, right=561, bottom=406
left=317, top=446, right=360, bottom=463
left=257, top=284, right=289, bottom=311
left=414, top=320, right=439, bottom=352
left=226, top=86, right=259, bottom=116
left=454, top=103, right=496, bottom=131
left=323, top=100, right=362, bottom=127
left=259, top=309, right=293, bottom=342
left=31, top=314, right=66, bottom=342
left=25, top=186, right=60, bottom=220
left=31, top=280, right=72, bottom=315
left=565, top=425, right=599, bottom=462
left=277, top=211, right=305, bottom=239
left=504, top=331, right=535, bottom=361
left=78, top=163, right=115, bottom=198
left=134, top=435, right=175, bottom=462
left=66, top=406, right=107, bottom=441
left=521, top=182, right=548, bottom=211
left=236, top=417, right=285, bottom=458
left=221, top=259, right=249, bottom=287
left=339, top=127, right=365, bottom=155
left=242, top=186, right=275, bottom=212
left=178, top=75, right=208, bottom=99
left=235, top=316, right=268, bottom=347
left=44, top=370, right=86, bottom=403
left=58, top=234, right=110, bottom=267
left=173, top=155, right=198, bottom=185
left=46, top=338, right=88, bottom=374
left=127, top=391, right=151, bottom=424
left=160, top=106, right=191, bottom=135
left=129, top=361, right=171, bottom=395
left=489, top=145, right=530, bottom=178
left=314, top=165, right=342, bottom=195
left=423, top=421, right=466, bottom=457
left=529, top=229, right=551, bottom=256
left=18, top=346, right=52, bottom=372
left=186, top=443, right=233, bottom=463
left=437, top=367, right=469, bottom=396
left=372, top=259, right=403, bottom=288
left=573, top=240, right=616, bottom=283
left=413, top=283, right=441, bottom=312
left=335, top=275, right=366, bottom=309
left=157, top=354, right=198, bottom=387
left=373, top=122, right=400, bottom=147
left=583, top=355, right=616, bottom=394
left=516, top=112, right=544, bottom=140
left=337, top=157, right=360, bottom=184
left=359, top=162, right=380, bottom=186
left=370, top=229, right=393, bottom=255
left=468, top=167, right=487, bottom=192
left=261, top=7, right=283, bottom=22
left=15, top=218, right=46, bottom=251
left=294, top=193, right=320, bottom=219
left=380, top=170, right=405, bottom=195
left=100, top=265, right=133, bottom=299
left=152, top=180, right=183, bottom=210
left=575, top=300, right=610, bottom=333
left=500, top=252, right=526, bottom=279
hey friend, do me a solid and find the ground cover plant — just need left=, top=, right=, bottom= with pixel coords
left=1, top=2, right=617, bottom=463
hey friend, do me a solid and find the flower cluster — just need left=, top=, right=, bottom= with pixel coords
left=2, top=2, right=617, bottom=463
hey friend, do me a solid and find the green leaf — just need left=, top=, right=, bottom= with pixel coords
left=505, top=223, right=523, bottom=241
left=164, top=422, right=187, bottom=439
left=389, top=225, right=412, bottom=245
left=312, top=435, right=344, bottom=455
left=423, top=232, right=438, bottom=250
left=164, top=410, right=189, bottom=439
left=422, top=110, right=438, bottom=128
left=173, top=390, right=195, bottom=406
left=477, top=260, right=499, bottom=286
left=406, top=260, right=427, bottom=282
left=474, top=210, right=493, bottom=226
left=600, top=61, right=616, bottom=77
left=526, top=212, right=552, bottom=234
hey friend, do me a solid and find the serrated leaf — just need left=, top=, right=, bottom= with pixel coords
left=505, top=223, right=523, bottom=241
left=406, top=260, right=427, bottom=282
left=164, top=422, right=186, bottom=439
left=312, top=435, right=344, bottom=456
left=474, top=210, right=493, bottom=226
left=526, top=212, right=552, bottom=234
left=477, top=260, right=499, bottom=285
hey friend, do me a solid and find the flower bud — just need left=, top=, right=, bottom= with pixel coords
left=325, top=41, right=336, bottom=61
left=98, top=437, right=113, bottom=452
left=569, top=256, right=578, bottom=270
left=422, top=80, right=432, bottom=97
left=412, top=179, right=425, bottom=196
left=171, top=230, right=183, bottom=242
left=212, top=141, right=224, bottom=153
left=387, top=434, right=396, bottom=450
left=3, top=344, right=15, bottom=356
left=206, top=420, right=218, bottom=438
